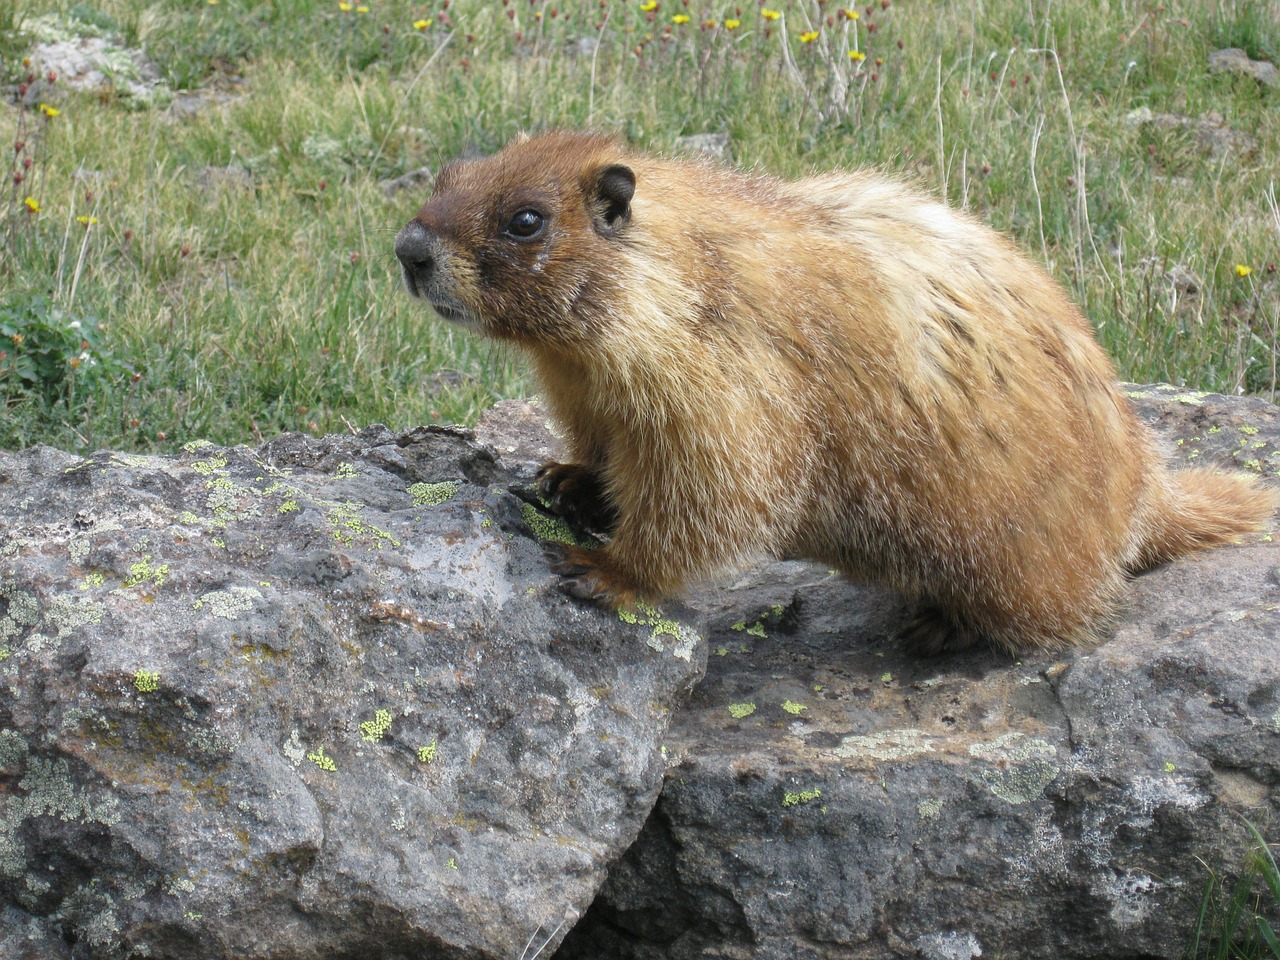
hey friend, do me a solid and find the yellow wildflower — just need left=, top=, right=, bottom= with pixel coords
left=338, top=1, right=353, bottom=10
left=724, top=18, right=740, bottom=29
left=356, top=5, right=369, bottom=11
left=799, top=30, right=819, bottom=42
left=761, top=8, right=781, bottom=20
left=1235, top=264, right=1252, bottom=278
left=39, top=103, right=60, bottom=118
left=848, top=49, right=866, bottom=61
left=639, top=0, right=657, bottom=10
left=76, top=215, right=99, bottom=225
left=672, top=13, right=690, bottom=24
left=23, top=196, right=40, bottom=213
left=843, top=8, right=859, bottom=18
left=413, top=17, right=431, bottom=28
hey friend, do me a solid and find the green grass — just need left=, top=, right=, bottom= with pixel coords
left=2, top=0, right=1279, bottom=453
left=1188, top=821, right=1280, bottom=960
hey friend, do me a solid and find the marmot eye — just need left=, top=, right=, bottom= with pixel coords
left=505, top=209, right=546, bottom=239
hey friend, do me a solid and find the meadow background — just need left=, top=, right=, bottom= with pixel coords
left=1, top=0, right=1278, bottom=455
left=3, top=3, right=1280, bottom=952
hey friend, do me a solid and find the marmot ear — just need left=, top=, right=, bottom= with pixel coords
left=591, top=164, right=635, bottom=234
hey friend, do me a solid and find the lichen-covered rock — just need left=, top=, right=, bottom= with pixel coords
left=554, top=385, right=1280, bottom=960
left=0, top=425, right=705, bottom=960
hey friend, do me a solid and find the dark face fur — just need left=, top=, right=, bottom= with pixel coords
left=394, top=132, right=635, bottom=347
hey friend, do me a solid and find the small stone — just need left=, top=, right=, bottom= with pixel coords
left=1208, top=47, right=1279, bottom=87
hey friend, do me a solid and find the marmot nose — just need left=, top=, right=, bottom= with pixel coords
left=394, top=220, right=437, bottom=290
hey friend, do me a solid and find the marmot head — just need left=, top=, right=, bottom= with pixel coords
left=395, top=131, right=635, bottom=347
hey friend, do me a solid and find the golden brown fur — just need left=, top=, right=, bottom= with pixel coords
left=395, top=131, right=1278, bottom=654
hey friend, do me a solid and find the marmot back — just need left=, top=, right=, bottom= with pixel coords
left=395, top=131, right=1278, bottom=654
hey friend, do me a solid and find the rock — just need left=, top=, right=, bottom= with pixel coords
left=1137, top=257, right=1201, bottom=297
left=673, top=133, right=733, bottom=162
left=1209, top=47, right=1279, bottom=87
left=6, top=390, right=1278, bottom=959
left=477, top=399, right=569, bottom=480
left=555, top=385, right=1280, bottom=959
left=0, top=425, right=705, bottom=959
left=196, top=165, right=253, bottom=192
left=22, top=15, right=166, bottom=104
left=166, top=90, right=239, bottom=121
left=381, top=165, right=435, bottom=197
left=1127, top=109, right=1258, bottom=159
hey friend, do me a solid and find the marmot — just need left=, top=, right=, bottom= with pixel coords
left=395, top=131, right=1277, bottom=654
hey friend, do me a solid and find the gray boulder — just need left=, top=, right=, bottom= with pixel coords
left=555, top=384, right=1280, bottom=959
left=1209, top=47, right=1279, bottom=87
left=0, top=425, right=705, bottom=959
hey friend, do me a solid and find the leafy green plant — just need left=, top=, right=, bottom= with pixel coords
left=0, top=292, right=124, bottom=406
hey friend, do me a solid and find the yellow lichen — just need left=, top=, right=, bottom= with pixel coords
left=133, top=670, right=159, bottom=693
left=359, top=709, right=393, bottom=742
left=191, top=455, right=228, bottom=476
left=307, top=747, right=337, bottom=771
left=408, top=481, right=458, bottom=506
left=520, top=502, right=578, bottom=544
left=123, top=555, right=170, bottom=589
left=782, top=787, right=821, bottom=807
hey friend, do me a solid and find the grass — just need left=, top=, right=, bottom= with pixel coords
left=1188, top=821, right=1280, bottom=960
left=1, top=0, right=1279, bottom=454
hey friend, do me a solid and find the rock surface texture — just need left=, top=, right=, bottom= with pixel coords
left=554, top=385, right=1280, bottom=959
left=0, top=426, right=704, bottom=959
left=2, top=386, right=1279, bottom=960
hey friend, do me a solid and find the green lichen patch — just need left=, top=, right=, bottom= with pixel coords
left=204, top=476, right=256, bottom=528
left=79, top=572, right=107, bottom=590
left=781, top=700, right=808, bottom=715
left=619, top=602, right=698, bottom=660
left=409, top=481, right=459, bottom=507
left=307, top=747, right=337, bottom=772
left=191, top=586, right=262, bottom=620
left=47, top=594, right=105, bottom=639
left=520, top=502, right=578, bottom=544
left=833, top=729, right=934, bottom=762
left=359, top=709, right=393, bottom=743
left=418, top=741, right=438, bottom=764
left=182, top=440, right=216, bottom=454
left=730, top=602, right=788, bottom=638
left=1, top=752, right=122, bottom=879
left=327, top=501, right=402, bottom=549
left=278, top=500, right=300, bottom=514
left=191, top=455, right=229, bottom=477
left=0, top=581, right=41, bottom=643
left=122, top=555, right=170, bottom=589
left=727, top=702, right=757, bottom=719
left=782, top=787, right=821, bottom=807
left=335, top=462, right=359, bottom=479
left=917, top=798, right=944, bottom=820
left=969, top=734, right=1059, bottom=804
left=133, top=670, right=159, bottom=693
